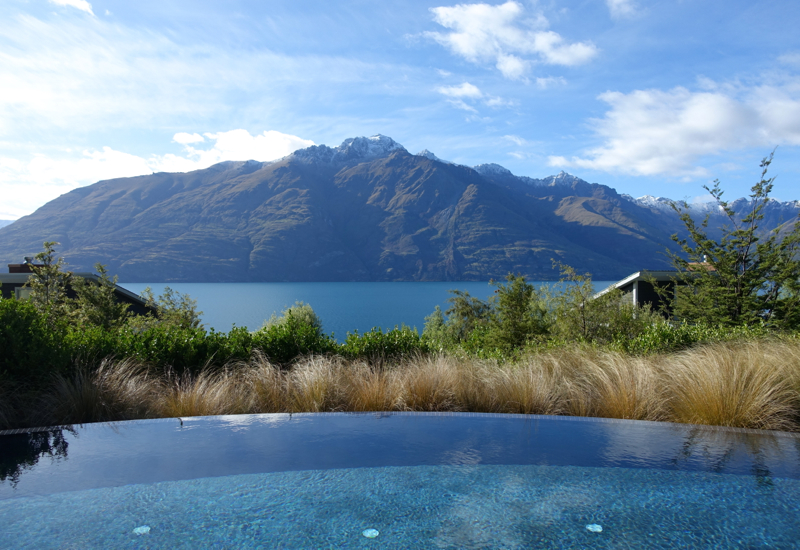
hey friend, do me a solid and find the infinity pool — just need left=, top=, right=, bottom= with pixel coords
left=1, top=413, right=799, bottom=548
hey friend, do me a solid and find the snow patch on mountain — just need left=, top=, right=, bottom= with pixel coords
left=292, top=134, right=407, bottom=164
left=416, top=149, right=454, bottom=165
left=626, top=194, right=800, bottom=215
left=473, top=163, right=512, bottom=177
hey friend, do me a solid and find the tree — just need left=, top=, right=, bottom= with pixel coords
left=25, top=241, right=72, bottom=329
left=547, top=262, right=663, bottom=344
left=71, top=264, right=131, bottom=329
left=487, top=273, right=549, bottom=349
left=262, top=301, right=323, bottom=335
left=665, top=152, right=800, bottom=328
left=422, top=274, right=549, bottom=353
left=137, top=286, right=204, bottom=330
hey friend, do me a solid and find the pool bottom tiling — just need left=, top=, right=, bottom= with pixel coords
left=1, top=463, right=797, bottom=549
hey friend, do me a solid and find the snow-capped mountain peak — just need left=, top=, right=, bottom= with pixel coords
left=292, top=134, right=407, bottom=164
left=338, top=135, right=405, bottom=159
left=473, top=163, right=512, bottom=177
left=416, top=149, right=454, bottom=164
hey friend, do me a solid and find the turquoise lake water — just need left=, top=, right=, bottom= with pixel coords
left=120, top=281, right=614, bottom=340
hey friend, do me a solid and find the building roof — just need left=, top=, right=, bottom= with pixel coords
left=592, top=269, right=679, bottom=300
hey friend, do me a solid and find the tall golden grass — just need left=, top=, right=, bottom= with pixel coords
left=8, top=339, right=800, bottom=432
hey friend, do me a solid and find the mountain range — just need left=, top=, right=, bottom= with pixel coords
left=0, top=135, right=797, bottom=282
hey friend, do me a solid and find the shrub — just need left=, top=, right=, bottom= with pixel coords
left=618, top=321, right=775, bottom=355
left=545, top=263, right=665, bottom=346
left=340, top=325, right=429, bottom=362
left=423, top=274, right=549, bottom=357
left=252, top=317, right=336, bottom=367
left=262, top=301, right=323, bottom=333
left=0, top=298, right=69, bottom=383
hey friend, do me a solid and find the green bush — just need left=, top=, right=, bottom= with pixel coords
left=340, top=326, right=429, bottom=361
left=252, top=317, right=336, bottom=366
left=422, top=274, right=548, bottom=357
left=617, top=321, right=776, bottom=355
left=0, top=298, right=69, bottom=383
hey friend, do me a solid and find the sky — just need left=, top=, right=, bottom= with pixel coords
left=2, top=0, right=800, bottom=220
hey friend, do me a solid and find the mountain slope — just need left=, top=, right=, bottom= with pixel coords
left=0, top=136, right=796, bottom=282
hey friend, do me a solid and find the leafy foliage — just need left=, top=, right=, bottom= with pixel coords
left=70, top=264, right=131, bottom=329
left=664, top=152, right=800, bottom=328
left=262, top=301, right=323, bottom=334
left=340, top=326, right=429, bottom=361
left=424, top=269, right=665, bottom=357
left=25, top=241, right=72, bottom=329
left=0, top=298, right=69, bottom=383
left=135, top=286, right=204, bottom=330
left=546, top=263, right=665, bottom=346
left=423, top=274, right=549, bottom=357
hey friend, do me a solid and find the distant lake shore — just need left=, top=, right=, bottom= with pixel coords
left=121, top=281, right=615, bottom=340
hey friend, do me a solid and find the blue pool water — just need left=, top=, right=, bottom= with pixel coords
left=1, top=413, right=799, bottom=548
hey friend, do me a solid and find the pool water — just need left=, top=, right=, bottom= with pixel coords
left=1, top=413, right=799, bottom=549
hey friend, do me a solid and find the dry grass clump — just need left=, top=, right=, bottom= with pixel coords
left=477, top=356, right=563, bottom=415
left=553, top=349, right=667, bottom=421
left=44, top=359, right=161, bottom=424
left=244, top=351, right=286, bottom=413
left=399, top=355, right=461, bottom=411
left=158, top=366, right=253, bottom=418
left=18, top=339, right=800, bottom=432
left=666, top=340, right=799, bottom=431
left=341, top=361, right=403, bottom=412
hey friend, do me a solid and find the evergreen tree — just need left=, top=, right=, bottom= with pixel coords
left=71, top=264, right=131, bottom=329
left=665, top=153, right=800, bottom=328
left=25, top=241, right=71, bottom=329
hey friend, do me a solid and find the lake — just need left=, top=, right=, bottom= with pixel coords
left=120, top=281, right=614, bottom=340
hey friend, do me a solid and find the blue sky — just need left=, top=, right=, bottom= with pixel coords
left=2, top=0, right=800, bottom=219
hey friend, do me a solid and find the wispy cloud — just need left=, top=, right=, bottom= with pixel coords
left=535, top=76, right=567, bottom=89
left=0, top=130, right=313, bottom=219
left=549, top=79, right=800, bottom=177
left=49, top=0, right=94, bottom=15
left=436, top=82, right=483, bottom=99
left=426, top=1, right=597, bottom=80
left=606, top=0, right=637, bottom=19
left=0, top=14, right=409, bottom=138
left=435, top=82, right=515, bottom=111
left=503, top=134, right=528, bottom=146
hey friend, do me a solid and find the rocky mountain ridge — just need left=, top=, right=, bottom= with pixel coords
left=0, top=135, right=796, bottom=282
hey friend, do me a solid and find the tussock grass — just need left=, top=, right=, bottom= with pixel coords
left=44, top=359, right=160, bottom=424
left=17, top=339, right=800, bottom=432
left=666, top=340, right=799, bottom=431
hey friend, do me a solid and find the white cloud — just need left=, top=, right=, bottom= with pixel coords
left=503, top=135, right=528, bottom=146
left=160, top=129, right=315, bottom=172
left=427, top=1, right=597, bottom=79
left=0, top=14, right=402, bottom=139
left=548, top=81, right=800, bottom=177
left=606, top=0, right=637, bottom=19
left=49, top=0, right=94, bottom=15
left=484, top=96, right=516, bottom=107
left=535, top=76, right=567, bottom=89
left=0, top=130, right=314, bottom=219
left=778, top=51, right=800, bottom=67
left=436, top=82, right=483, bottom=98
left=173, top=132, right=205, bottom=145
left=435, top=82, right=514, bottom=110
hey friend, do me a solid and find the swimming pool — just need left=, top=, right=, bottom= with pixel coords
left=1, top=413, right=799, bottom=548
